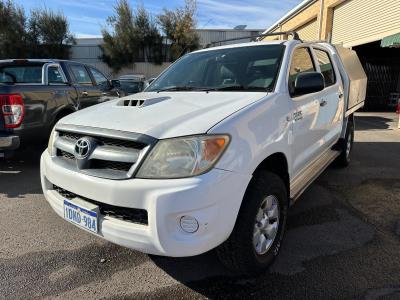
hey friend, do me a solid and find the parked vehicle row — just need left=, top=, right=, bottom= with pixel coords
left=116, top=74, right=151, bottom=96
left=40, top=33, right=367, bottom=274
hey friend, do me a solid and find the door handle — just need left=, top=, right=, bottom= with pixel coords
left=102, top=92, right=107, bottom=96
left=81, top=91, right=88, bottom=96
left=320, top=100, right=327, bottom=107
left=338, top=92, right=344, bottom=98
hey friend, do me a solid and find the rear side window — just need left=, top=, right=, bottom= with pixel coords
left=0, top=64, right=43, bottom=83
left=314, top=49, right=335, bottom=87
left=70, top=65, right=92, bottom=85
left=288, top=48, right=315, bottom=95
left=48, top=66, right=65, bottom=84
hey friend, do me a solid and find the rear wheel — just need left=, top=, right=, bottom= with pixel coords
left=335, top=120, right=354, bottom=167
left=217, top=171, right=288, bottom=275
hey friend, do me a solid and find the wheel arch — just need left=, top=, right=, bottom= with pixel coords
left=252, top=152, right=290, bottom=198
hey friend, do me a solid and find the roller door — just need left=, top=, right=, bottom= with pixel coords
left=332, top=0, right=400, bottom=47
left=296, top=18, right=318, bottom=41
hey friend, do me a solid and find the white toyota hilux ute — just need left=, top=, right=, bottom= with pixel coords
left=40, top=36, right=367, bottom=275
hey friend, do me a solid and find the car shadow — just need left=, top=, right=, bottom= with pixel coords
left=0, top=144, right=45, bottom=197
left=355, top=115, right=394, bottom=130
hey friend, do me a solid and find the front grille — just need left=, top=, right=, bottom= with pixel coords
left=91, top=160, right=132, bottom=172
left=54, top=185, right=148, bottom=225
left=54, top=129, right=152, bottom=179
left=59, top=131, right=145, bottom=149
left=59, top=150, right=74, bottom=160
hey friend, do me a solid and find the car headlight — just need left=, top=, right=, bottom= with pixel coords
left=136, top=135, right=230, bottom=179
left=47, top=127, right=56, bottom=156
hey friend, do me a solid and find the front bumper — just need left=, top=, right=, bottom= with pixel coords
left=40, top=151, right=251, bottom=257
left=0, top=135, right=20, bottom=150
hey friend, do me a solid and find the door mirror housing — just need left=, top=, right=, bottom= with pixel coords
left=293, top=72, right=325, bottom=97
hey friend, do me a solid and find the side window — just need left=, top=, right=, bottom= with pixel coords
left=70, top=65, right=93, bottom=85
left=314, top=48, right=336, bottom=87
left=288, top=47, right=316, bottom=96
left=48, top=66, right=64, bottom=84
left=89, top=68, right=108, bottom=86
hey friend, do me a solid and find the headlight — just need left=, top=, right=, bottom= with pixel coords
left=47, top=127, right=56, bottom=155
left=137, top=135, right=230, bottom=179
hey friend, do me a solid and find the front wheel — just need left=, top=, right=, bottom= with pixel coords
left=217, top=171, right=288, bottom=275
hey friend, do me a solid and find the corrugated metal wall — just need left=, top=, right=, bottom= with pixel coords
left=332, top=0, right=400, bottom=47
left=295, top=18, right=318, bottom=41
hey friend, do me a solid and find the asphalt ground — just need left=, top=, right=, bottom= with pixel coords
left=1, top=112, right=400, bottom=300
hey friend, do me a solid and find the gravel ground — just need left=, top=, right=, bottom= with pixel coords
left=0, top=112, right=399, bottom=300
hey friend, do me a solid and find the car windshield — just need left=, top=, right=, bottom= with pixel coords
left=0, top=64, right=44, bottom=84
left=147, top=44, right=285, bottom=92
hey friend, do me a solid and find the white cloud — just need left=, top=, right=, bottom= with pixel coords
left=196, top=0, right=303, bottom=30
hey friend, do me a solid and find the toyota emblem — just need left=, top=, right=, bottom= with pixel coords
left=74, top=137, right=91, bottom=159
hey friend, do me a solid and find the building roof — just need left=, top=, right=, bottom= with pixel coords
left=262, top=0, right=317, bottom=33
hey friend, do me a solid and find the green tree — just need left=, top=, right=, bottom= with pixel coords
left=158, top=0, right=199, bottom=61
left=28, top=8, right=75, bottom=59
left=0, top=0, right=27, bottom=59
left=0, top=0, right=75, bottom=59
left=101, top=0, right=163, bottom=73
left=133, top=5, right=163, bottom=64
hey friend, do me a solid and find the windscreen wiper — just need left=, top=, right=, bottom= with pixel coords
left=206, top=85, right=271, bottom=92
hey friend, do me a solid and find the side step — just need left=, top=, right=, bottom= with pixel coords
left=289, top=149, right=339, bottom=202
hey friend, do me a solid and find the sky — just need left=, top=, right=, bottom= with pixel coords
left=16, top=0, right=304, bottom=38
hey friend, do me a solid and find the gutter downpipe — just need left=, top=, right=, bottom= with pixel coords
left=317, top=0, right=324, bottom=40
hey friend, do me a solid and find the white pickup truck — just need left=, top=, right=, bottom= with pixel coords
left=40, top=33, right=367, bottom=275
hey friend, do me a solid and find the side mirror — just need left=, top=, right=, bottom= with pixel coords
left=293, top=72, right=325, bottom=97
left=147, top=78, right=156, bottom=85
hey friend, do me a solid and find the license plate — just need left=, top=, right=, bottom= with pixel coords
left=63, top=199, right=98, bottom=233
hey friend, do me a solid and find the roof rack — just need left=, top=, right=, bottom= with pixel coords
left=205, top=31, right=301, bottom=48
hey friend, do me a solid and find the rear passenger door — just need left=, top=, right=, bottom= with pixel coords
left=68, top=63, right=101, bottom=109
left=311, top=47, right=344, bottom=146
left=46, top=65, right=78, bottom=125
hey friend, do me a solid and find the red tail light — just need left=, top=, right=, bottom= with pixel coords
left=0, top=94, right=25, bottom=128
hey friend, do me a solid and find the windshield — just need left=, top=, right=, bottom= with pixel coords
left=147, top=44, right=285, bottom=92
left=0, top=64, right=43, bottom=84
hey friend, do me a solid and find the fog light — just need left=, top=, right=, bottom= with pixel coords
left=180, top=216, right=199, bottom=233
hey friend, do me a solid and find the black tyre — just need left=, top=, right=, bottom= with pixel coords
left=335, top=120, right=354, bottom=168
left=217, top=171, right=288, bottom=275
